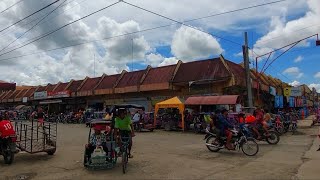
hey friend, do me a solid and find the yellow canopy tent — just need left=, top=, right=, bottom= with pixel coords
left=154, top=96, right=185, bottom=131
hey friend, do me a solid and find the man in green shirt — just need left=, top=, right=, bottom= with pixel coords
left=115, top=108, right=135, bottom=158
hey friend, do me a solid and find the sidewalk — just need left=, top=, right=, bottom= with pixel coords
left=295, top=115, right=320, bottom=180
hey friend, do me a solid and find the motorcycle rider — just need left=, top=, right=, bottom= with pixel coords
left=217, top=109, right=234, bottom=150
left=255, top=107, right=270, bottom=137
left=0, top=114, right=16, bottom=146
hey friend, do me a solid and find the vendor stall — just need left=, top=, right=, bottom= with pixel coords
left=154, top=97, right=185, bottom=131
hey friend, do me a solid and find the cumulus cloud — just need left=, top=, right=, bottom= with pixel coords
left=309, top=83, right=320, bottom=92
left=171, top=26, right=223, bottom=60
left=253, top=0, right=320, bottom=56
left=294, top=55, right=303, bottom=63
left=283, top=67, right=303, bottom=79
left=0, top=0, right=312, bottom=85
left=314, top=72, right=320, bottom=78
left=289, top=80, right=301, bottom=87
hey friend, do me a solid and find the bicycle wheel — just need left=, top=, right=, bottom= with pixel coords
left=241, top=138, right=259, bottom=156
left=122, top=148, right=129, bottom=174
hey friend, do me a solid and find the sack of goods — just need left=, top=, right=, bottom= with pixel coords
left=91, top=147, right=106, bottom=164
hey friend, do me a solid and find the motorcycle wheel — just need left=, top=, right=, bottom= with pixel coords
left=275, top=124, right=284, bottom=135
left=206, top=136, right=220, bottom=152
left=266, top=131, right=280, bottom=145
left=241, top=138, right=259, bottom=156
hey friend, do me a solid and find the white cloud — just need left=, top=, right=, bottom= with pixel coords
left=294, top=55, right=303, bottom=63
left=0, top=0, right=312, bottom=85
left=309, top=83, right=320, bottom=92
left=171, top=26, right=223, bottom=60
left=283, top=67, right=303, bottom=79
left=253, top=0, right=320, bottom=56
left=314, top=72, right=320, bottom=78
left=289, top=80, right=301, bottom=87
left=159, top=57, right=179, bottom=67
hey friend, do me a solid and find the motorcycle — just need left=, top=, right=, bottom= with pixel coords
left=271, top=115, right=284, bottom=135
left=247, top=124, right=280, bottom=145
left=204, top=126, right=259, bottom=156
left=0, top=135, right=17, bottom=164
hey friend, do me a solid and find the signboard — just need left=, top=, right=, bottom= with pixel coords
left=283, top=87, right=302, bottom=97
left=269, top=86, right=276, bottom=96
left=40, top=99, right=63, bottom=104
left=47, top=91, right=71, bottom=98
left=22, top=97, right=28, bottom=103
left=34, top=91, right=47, bottom=100
left=291, top=87, right=302, bottom=97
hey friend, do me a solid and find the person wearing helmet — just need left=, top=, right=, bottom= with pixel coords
left=85, top=125, right=108, bottom=159
left=114, top=108, right=135, bottom=158
left=217, top=109, right=234, bottom=150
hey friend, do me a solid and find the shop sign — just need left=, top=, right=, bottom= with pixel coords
left=34, top=91, right=47, bottom=100
left=283, top=87, right=302, bottom=97
left=22, top=97, right=28, bottom=103
left=47, top=91, right=71, bottom=98
left=269, top=86, right=276, bottom=96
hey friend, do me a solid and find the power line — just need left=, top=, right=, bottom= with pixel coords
left=122, top=0, right=242, bottom=46
left=0, top=0, right=68, bottom=53
left=0, top=0, right=24, bottom=14
left=0, top=0, right=61, bottom=33
left=0, top=0, right=87, bottom=39
left=0, top=0, right=288, bottom=60
left=0, top=1, right=120, bottom=57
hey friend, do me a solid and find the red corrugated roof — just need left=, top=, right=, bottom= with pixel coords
left=142, top=65, right=176, bottom=85
left=45, top=84, right=56, bottom=92
left=185, top=95, right=239, bottom=105
left=36, top=86, right=46, bottom=92
left=2, top=90, right=13, bottom=100
left=96, top=74, right=120, bottom=90
left=117, top=70, right=145, bottom=88
left=173, top=59, right=231, bottom=83
left=25, top=88, right=36, bottom=97
left=54, top=82, right=69, bottom=92
left=15, top=89, right=28, bottom=98
left=66, top=80, right=83, bottom=92
left=8, top=90, right=21, bottom=99
left=79, top=77, right=101, bottom=91
left=0, top=92, right=7, bottom=99
left=226, top=61, right=246, bottom=86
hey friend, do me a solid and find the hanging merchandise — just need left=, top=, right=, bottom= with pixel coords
left=289, top=97, right=295, bottom=107
left=274, top=96, right=284, bottom=108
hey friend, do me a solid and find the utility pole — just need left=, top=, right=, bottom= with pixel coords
left=93, top=52, right=96, bottom=77
left=242, top=32, right=253, bottom=113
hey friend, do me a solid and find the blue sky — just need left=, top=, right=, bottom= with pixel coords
left=0, top=0, right=319, bottom=90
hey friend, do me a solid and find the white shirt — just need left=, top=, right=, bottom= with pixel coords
left=132, top=113, right=141, bottom=123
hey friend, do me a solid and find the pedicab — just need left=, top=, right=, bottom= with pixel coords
left=1, top=119, right=57, bottom=164
left=84, top=104, right=143, bottom=173
left=83, top=120, right=118, bottom=170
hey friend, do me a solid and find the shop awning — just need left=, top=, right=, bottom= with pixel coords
left=185, top=95, right=239, bottom=105
left=15, top=105, right=25, bottom=110
left=40, top=100, right=62, bottom=104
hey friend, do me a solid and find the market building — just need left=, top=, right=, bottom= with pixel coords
left=0, top=55, right=317, bottom=113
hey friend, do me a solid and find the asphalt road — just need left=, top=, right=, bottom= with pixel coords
left=0, top=120, right=319, bottom=180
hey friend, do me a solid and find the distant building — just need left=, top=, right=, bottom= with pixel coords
left=0, top=80, right=16, bottom=93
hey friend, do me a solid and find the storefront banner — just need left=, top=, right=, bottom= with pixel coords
left=275, top=96, right=283, bottom=108
left=269, top=86, right=276, bottom=96
left=291, top=87, right=302, bottom=97
left=289, top=97, right=295, bottom=107
left=47, top=91, right=71, bottom=98
left=34, top=91, right=47, bottom=100
left=283, top=87, right=302, bottom=97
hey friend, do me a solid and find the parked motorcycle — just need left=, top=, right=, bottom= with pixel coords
left=204, top=126, right=259, bottom=156
left=0, top=135, right=17, bottom=164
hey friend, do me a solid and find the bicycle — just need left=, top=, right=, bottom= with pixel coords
left=119, top=135, right=131, bottom=174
